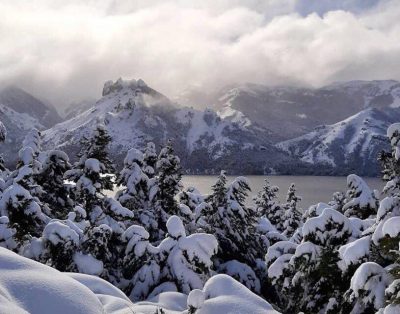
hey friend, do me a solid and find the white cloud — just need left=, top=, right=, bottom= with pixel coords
left=0, top=0, right=398, bottom=107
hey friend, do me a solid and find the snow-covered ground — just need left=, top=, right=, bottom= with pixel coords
left=0, top=247, right=279, bottom=314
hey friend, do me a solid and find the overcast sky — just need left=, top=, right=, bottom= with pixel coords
left=1, top=0, right=399, bottom=107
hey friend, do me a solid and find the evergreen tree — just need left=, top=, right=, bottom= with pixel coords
left=204, top=175, right=260, bottom=266
left=287, top=208, right=354, bottom=313
left=343, top=262, right=391, bottom=313
left=143, top=142, right=157, bottom=178
left=266, top=240, right=298, bottom=307
left=282, top=183, right=302, bottom=238
left=65, top=124, right=114, bottom=218
left=152, top=140, right=182, bottom=230
left=121, top=225, right=154, bottom=281
left=81, top=224, right=113, bottom=278
left=379, top=122, right=400, bottom=196
left=177, top=187, right=204, bottom=234
left=8, top=129, right=43, bottom=193
left=254, top=179, right=285, bottom=231
left=342, top=174, right=379, bottom=219
left=126, top=216, right=218, bottom=301
left=116, top=148, right=149, bottom=214
left=42, top=220, right=80, bottom=272
left=0, top=184, right=47, bottom=246
left=78, top=124, right=115, bottom=175
left=206, top=170, right=227, bottom=208
left=36, top=150, right=73, bottom=219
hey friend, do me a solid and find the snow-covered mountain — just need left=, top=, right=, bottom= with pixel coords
left=43, top=78, right=302, bottom=174
left=0, top=86, right=62, bottom=165
left=178, top=80, right=400, bottom=141
left=278, top=108, right=400, bottom=176
left=63, top=98, right=96, bottom=120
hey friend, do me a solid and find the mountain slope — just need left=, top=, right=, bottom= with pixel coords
left=63, top=99, right=96, bottom=120
left=0, top=86, right=61, bottom=127
left=177, top=80, right=400, bottom=141
left=0, top=86, right=62, bottom=165
left=277, top=108, right=400, bottom=176
left=43, top=78, right=305, bottom=174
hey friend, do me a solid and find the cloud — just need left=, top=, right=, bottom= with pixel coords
left=0, top=0, right=399, bottom=108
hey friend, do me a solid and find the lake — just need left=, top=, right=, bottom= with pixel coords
left=182, top=175, right=385, bottom=209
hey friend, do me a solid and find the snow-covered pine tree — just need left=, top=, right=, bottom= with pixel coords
left=254, top=179, right=286, bottom=232
left=36, top=150, right=74, bottom=219
left=287, top=208, right=354, bottom=313
left=343, top=262, right=392, bottom=313
left=206, top=170, right=227, bottom=209
left=282, top=183, right=302, bottom=238
left=178, top=187, right=203, bottom=234
left=342, top=174, right=379, bottom=219
left=0, top=184, right=47, bottom=247
left=0, top=129, right=49, bottom=247
left=143, top=142, right=157, bottom=178
left=372, top=123, right=400, bottom=312
left=379, top=123, right=400, bottom=196
left=205, top=175, right=261, bottom=267
left=152, top=140, right=182, bottom=230
left=127, top=215, right=218, bottom=300
left=20, top=128, right=41, bottom=157
left=42, top=220, right=81, bottom=272
left=65, top=124, right=114, bottom=219
left=121, top=225, right=155, bottom=282
left=382, top=252, right=400, bottom=313
left=80, top=124, right=115, bottom=176
left=266, top=240, right=298, bottom=307
left=8, top=129, right=43, bottom=193
left=81, top=224, right=113, bottom=278
left=116, top=148, right=149, bottom=213
left=157, top=215, right=218, bottom=294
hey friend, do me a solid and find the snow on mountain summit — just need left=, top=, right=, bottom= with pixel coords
left=43, top=78, right=297, bottom=174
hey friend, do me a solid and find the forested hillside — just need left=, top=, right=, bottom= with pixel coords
left=0, top=116, right=400, bottom=313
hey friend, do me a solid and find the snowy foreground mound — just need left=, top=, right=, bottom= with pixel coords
left=0, top=248, right=278, bottom=314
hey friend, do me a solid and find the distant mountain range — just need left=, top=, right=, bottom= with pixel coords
left=1, top=79, right=400, bottom=176
left=176, top=80, right=400, bottom=141
left=0, top=86, right=61, bottom=163
left=41, top=79, right=300, bottom=175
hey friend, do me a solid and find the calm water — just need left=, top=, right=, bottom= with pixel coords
left=182, top=175, right=385, bottom=209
